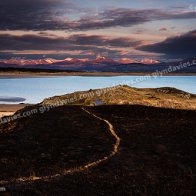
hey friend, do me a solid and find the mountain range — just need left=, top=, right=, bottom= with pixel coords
left=0, top=56, right=196, bottom=73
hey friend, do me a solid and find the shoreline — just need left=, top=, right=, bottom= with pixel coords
left=0, top=71, right=196, bottom=78
left=0, top=104, right=31, bottom=117
left=0, top=112, right=15, bottom=118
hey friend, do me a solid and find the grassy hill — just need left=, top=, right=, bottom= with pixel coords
left=42, top=85, right=196, bottom=110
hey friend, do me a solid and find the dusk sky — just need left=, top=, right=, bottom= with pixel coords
left=0, top=0, right=196, bottom=61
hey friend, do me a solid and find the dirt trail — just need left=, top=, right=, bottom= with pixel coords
left=0, top=107, right=121, bottom=187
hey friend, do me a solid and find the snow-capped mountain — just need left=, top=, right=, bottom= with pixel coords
left=1, top=56, right=195, bottom=73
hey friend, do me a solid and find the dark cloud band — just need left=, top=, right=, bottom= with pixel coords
left=0, top=1, right=196, bottom=31
left=0, top=33, right=138, bottom=59
left=0, top=33, right=139, bottom=50
left=138, top=30, right=196, bottom=59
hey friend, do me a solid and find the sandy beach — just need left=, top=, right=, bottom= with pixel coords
left=0, top=104, right=30, bottom=117
left=0, top=112, right=15, bottom=118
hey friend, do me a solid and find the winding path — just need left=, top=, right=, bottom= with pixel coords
left=0, top=107, right=120, bottom=186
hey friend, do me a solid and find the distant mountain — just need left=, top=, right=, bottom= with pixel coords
left=0, top=57, right=195, bottom=73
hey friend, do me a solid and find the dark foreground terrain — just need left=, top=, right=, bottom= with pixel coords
left=0, top=104, right=196, bottom=195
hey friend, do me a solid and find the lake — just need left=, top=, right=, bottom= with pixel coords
left=0, top=76, right=196, bottom=104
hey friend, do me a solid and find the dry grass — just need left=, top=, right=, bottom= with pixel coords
left=42, top=85, right=196, bottom=110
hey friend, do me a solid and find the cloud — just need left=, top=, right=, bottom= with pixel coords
left=69, top=34, right=141, bottom=47
left=0, top=2, right=196, bottom=31
left=138, top=30, right=196, bottom=58
left=1, top=33, right=140, bottom=59
left=61, top=9, right=196, bottom=31
left=0, top=34, right=70, bottom=51
left=0, top=33, right=139, bottom=50
left=0, top=0, right=78, bottom=30
left=159, top=28, right=167, bottom=32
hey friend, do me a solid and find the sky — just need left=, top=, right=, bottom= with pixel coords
left=0, top=0, right=196, bottom=61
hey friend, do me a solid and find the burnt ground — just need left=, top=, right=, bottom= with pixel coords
left=0, top=105, right=196, bottom=195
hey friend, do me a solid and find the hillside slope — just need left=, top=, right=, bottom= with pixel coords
left=42, top=85, right=196, bottom=110
left=0, top=87, right=196, bottom=195
left=0, top=105, right=196, bottom=195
